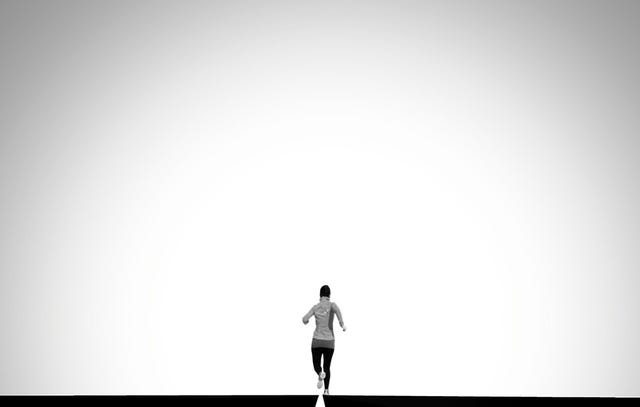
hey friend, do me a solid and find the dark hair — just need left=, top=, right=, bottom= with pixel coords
left=320, top=285, right=331, bottom=298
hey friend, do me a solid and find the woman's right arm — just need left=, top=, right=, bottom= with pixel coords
left=332, top=303, right=346, bottom=331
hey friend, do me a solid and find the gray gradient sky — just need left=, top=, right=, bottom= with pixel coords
left=1, top=0, right=639, bottom=396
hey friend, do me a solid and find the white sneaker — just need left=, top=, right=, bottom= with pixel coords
left=317, top=372, right=325, bottom=389
left=324, top=389, right=330, bottom=395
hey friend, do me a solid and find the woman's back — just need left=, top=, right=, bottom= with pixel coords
left=313, top=298, right=335, bottom=341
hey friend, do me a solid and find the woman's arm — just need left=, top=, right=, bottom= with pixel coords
left=332, top=303, right=346, bottom=331
left=302, top=305, right=315, bottom=325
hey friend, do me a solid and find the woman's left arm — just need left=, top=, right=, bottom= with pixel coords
left=302, top=305, right=315, bottom=325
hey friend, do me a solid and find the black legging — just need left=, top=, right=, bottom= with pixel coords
left=311, top=347, right=335, bottom=389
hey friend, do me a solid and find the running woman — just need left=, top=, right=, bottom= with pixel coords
left=302, top=285, right=346, bottom=395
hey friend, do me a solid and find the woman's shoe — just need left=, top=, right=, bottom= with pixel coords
left=317, top=372, right=325, bottom=389
left=324, top=389, right=330, bottom=395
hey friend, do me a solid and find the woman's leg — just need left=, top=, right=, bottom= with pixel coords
left=311, top=347, right=323, bottom=376
left=322, top=348, right=335, bottom=390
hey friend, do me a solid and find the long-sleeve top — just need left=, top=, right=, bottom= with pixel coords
left=302, top=296, right=344, bottom=348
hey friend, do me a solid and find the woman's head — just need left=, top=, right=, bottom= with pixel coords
left=320, top=285, right=331, bottom=298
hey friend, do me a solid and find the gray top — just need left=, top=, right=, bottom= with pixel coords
left=302, top=296, right=345, bottom=348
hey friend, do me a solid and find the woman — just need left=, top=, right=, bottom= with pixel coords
left=302, top=285, right=346, bottom=395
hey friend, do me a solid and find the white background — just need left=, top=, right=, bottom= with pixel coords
left=1, top=0, right=639, bottom=396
